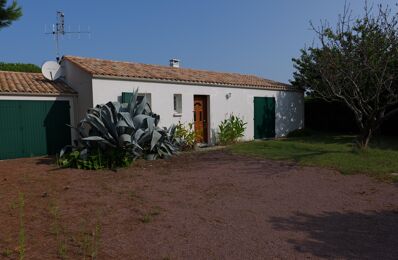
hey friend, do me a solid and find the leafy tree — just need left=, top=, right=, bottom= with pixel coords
left=292, top=3, right=398, bottom=149
left=0, top=62, right=40, bottom=72
left=0, top=0, right=22, bottom=30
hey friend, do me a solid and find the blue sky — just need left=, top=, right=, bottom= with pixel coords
left=0, top=0, right=396, bottom=83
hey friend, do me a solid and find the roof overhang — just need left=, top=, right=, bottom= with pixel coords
left=93, top=74, right=304, bottom=92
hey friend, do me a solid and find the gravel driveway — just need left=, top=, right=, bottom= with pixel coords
left=0, top=150, right=397, bottom=259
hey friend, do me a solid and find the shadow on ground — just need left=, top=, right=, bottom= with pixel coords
left=270, top=210, right=398, bottom=259
left=35, top=156, right=56, bottom=165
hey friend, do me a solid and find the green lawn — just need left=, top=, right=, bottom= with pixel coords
left=230, top=134, right=398, bottom=182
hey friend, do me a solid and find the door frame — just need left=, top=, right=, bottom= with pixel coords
left=193, top=95, right=209, bottom=143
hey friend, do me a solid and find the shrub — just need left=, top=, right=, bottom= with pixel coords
left=174, top=122, right=196, bottom=150
left=57, top=149, right=132, bottom=170
left=218, top=115, right=247, bottom=145
left=59, top=89, right=185, bottom=170
left=0, top=62, right=41, bottom=73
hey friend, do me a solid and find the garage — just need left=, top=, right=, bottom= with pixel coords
left=0, top=71, right=76, bottom=160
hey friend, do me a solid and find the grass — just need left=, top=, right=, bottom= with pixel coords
left=76, top=217, right=101, bottom=260
left=48, top=202, right=68, bottom=259
left=230, top=134, right=398, bottom=182
left=18, top=193, right=25, bottom=260
left=1, top=248, right=12, bottom=257
left=139, top=207, right=161, bottom=223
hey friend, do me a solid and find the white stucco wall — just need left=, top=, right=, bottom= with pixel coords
left=62, top=60, right=93, bottom=121
left=90, top=78, right=304, bottom=143
left=0, top=95, right=77, bottom=142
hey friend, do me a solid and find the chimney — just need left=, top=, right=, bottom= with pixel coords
left=169, top=58, right=180, bottom=68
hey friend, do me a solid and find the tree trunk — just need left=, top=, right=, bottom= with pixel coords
left=358, top=127, right=372, bottom=149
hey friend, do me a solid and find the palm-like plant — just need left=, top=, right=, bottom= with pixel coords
left=60, top=89, right=180, bottom=169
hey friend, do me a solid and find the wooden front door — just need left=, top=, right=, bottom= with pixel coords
left=193, top=95, right=208, bottom=143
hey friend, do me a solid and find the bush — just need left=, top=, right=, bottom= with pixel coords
left=59, top=89, right=185, bottom=170
left=286, top=128, right=312, bottom=138
left=0, top=62, right=41, bottom=73
left=174, top=122, right=196, bottom=150
left=57, top=149, right=133, bottom=170
left=218, top=115, right=247, bottom=145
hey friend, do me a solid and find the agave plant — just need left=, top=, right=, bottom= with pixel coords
left=60, top=89, right=180, bottom=169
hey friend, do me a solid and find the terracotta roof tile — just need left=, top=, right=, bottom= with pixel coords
left=63, top=56, right=301, bottom=91
left=0, top=71, right=76, bottom=95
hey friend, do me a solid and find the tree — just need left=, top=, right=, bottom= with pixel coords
left=0, top=62, right=40, bottom=72
left=0, top=0, right=22, bottom=30
left=292, top=3, right=398, bottom=149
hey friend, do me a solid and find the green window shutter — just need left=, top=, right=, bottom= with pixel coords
left=122, top=92, right=134, bottom=104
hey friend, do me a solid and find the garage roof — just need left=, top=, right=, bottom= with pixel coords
left=0, top=71, right=76, bottom=96
left=63, top=55, right=302, bottom=91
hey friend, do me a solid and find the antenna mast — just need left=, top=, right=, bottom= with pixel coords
left=45, top=11, right=90, bottom=61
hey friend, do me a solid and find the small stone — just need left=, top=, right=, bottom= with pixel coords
left=41, top=192, right=48, bottom=198
left=391, top=173, right=398, bottom=177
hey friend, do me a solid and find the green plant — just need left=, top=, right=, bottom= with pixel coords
left=0, top=62, right=40, bottom=72
left=58, top=239, right=68, bottom=260
left=0, top=0, right=22, bottom=30
left=77, top=219, right=101, bottom=260
left=60, top=89, right=184, bottom=169
left=18, top=193, right=25, bottom=260
left=292, top=4, right=398, bottom=149
left=90, top=222, right=101, bottom=260
left=1, top=248, right=12, bottom=257
left=48, top=202, right=68, bottom=259
left=174, top=122, right=196, bottom=150
left=58, top=148, right=131, bottom=170
left=218, top=114, right=247, bottom=145
left=139, top=207, right=161, bottom=223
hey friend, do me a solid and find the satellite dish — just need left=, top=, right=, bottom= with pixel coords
left=41, top=61, right=62, bottom=81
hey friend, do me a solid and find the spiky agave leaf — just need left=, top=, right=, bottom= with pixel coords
left=61, top=88, right=185, bottom=169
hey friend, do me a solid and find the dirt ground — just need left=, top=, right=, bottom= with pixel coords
left=0, top=150, right=397, bottom=260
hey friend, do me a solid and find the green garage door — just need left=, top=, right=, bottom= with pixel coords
left=254, top=97, right=276, bottom=139
left=0, top=100, right=71, bottom=160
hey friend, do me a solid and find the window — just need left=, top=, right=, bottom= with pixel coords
left=121, top=92, right=151, bottom=107
left=173, top=94, right=182, bottom=114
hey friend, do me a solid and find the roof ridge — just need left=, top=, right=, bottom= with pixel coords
left=63, top=55, right=284, bottom=82
left=63, top=55, right=299, bottom=91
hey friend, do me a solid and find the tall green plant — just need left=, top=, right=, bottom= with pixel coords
left=60, top=89, right=184, bottom=169
left=218, top=114, right=247, bottom=145
left=174, top=122, right=196, bottom=150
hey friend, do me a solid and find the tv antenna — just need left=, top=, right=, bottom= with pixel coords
left=45, top=11, right=90, bottom=61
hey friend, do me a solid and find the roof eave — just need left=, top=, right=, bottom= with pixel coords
left=92, top=74, right=303, bottom=92
left=0, top=92, right=78, bottom=97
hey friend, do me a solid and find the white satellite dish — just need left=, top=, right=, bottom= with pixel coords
left=41, top=61, right=62, bottom=81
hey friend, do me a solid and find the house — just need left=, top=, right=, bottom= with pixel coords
left=62, top=56, right=304, bottom=144
left=0, top=56, right=304, bottom=159
left=0, top=71, right=76, bottom=159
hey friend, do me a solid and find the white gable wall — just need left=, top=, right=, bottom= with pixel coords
left=62, top=60, right=93, bottom=121
left=91, top=78, right=304, bottom=143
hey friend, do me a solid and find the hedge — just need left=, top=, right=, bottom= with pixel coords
left=305, top=98, right=398, bottom=135
left=0, top=62, right=41, bottom=73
